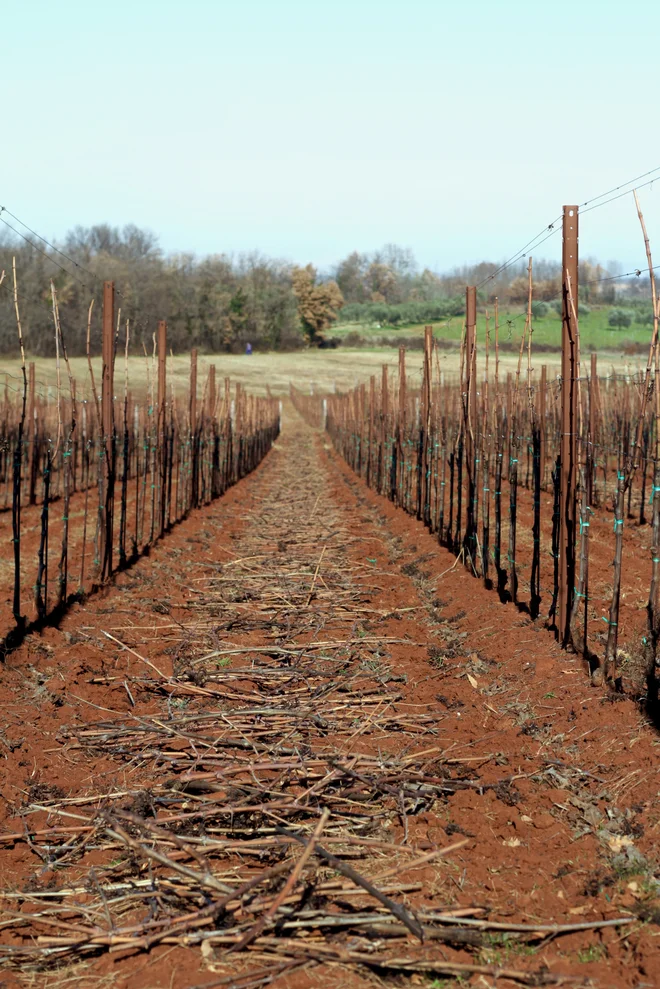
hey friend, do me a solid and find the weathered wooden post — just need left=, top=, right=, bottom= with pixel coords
left=558, top=206, right=579, bottom=647
left=157, top=320, right=167, bottom=536
left=190, top=348, right=198, bottom=509
left=101, top=280, right=115, bottom=580
left=464, top=287, right=478, bottom=562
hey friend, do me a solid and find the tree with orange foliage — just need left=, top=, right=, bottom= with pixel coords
left=291, top=265, right=344, bottom=345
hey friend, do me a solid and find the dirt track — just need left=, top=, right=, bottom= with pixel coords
left=1, top=405, right=659, bottom=988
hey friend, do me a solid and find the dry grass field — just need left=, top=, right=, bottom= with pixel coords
left=0, top=345, right=643, bottom=402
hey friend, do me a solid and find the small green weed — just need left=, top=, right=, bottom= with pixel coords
left=428, top=645, right=446, bottom=668
left=479, top=933, right=538, bottom=965
left=577, top=943, right=606, bottom=963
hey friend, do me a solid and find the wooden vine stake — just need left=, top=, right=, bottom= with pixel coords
left=119, top=320, right=130, bottom=566
left=482, top=308, right=490, bottom=584
left=604, top=192, right=660, bottom=684
left=558, top=206, right=579, bottom=648
left=464, top=287, right=477, bottom=569
left=420, top=327, right=433, bottom=524
left=380, top=364, right=388, bottom=495
left=101, top=281, right=116, bottom=581
left=508, top=259, right=533, bottom=606
left=50, top=282, right=77, bottom=607
left=190, top=348, right=199, bottom=508
left=650, top=321, right=660, bottom=696
left=11, top=258, right=27, bottom=625
left=634, top=192, right=660, bottom=690
left=27, top=361, right=37, bottom=506
left=157, top=320, right=167, bottom=537
left=525, top=260, right=542, bottom=618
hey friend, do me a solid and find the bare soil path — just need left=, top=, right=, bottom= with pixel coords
left=0, top=407, right=659, bottom=989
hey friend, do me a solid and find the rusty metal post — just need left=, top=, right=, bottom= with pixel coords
left=101, top=281, right=115, bottom=580
left=558, top=205, right=579, bottom=647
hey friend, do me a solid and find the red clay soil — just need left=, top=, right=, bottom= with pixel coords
left=0, top=405, right=659, bottom=989
left=484, top=469, right=656, bottom=687
left=0, top=470, right=201, bottom=645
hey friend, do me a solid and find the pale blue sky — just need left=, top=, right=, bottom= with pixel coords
left=2, top=0, right=659, bottom=272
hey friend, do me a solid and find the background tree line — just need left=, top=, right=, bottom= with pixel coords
left=0, top=225, right=308, bottom=357
left=333, top=248, right=641, bottom=327
left=0, top=224, right=643, bottom=356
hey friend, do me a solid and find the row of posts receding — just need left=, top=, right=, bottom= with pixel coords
left=292, top=203, right=660, bottom=686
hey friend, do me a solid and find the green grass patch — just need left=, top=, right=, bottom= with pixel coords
left=334, top=305, right=655, bottom=355
left=577, top=944, right=607, bottom=964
